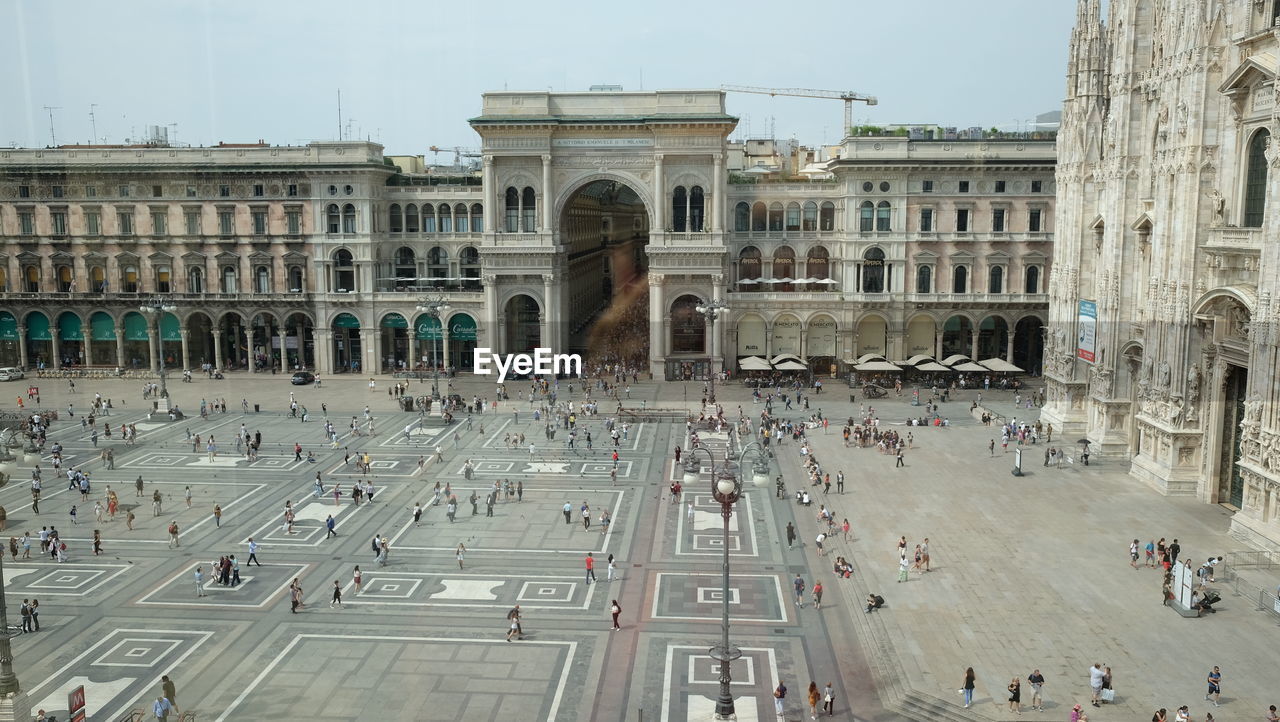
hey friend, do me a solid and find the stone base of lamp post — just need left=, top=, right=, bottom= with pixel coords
left=0, top=691, right=31, bottom=722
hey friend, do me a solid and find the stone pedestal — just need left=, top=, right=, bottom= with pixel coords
left=0, top=690, right=31, bottom=722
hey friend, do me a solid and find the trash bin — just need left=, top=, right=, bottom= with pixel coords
left=254, top=403, right=260, bottom=413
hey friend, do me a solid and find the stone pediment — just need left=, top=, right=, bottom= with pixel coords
left=1218, top=53, right=1277, bottom=94
left=1130, top=212, right=1153, bottom=233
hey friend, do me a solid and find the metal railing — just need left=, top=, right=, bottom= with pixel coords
left=1218, top=550, right=1280, bottom=622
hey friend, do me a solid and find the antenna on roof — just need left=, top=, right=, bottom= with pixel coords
left=337, top=88, right=343, bottom=141
left=43, top=106, right=61, bottom=146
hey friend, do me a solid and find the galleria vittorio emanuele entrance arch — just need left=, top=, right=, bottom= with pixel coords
left=469, top=89, right=736, bottom=377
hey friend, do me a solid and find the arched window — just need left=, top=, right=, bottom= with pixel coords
left=773, top=246, right=796, bottom=291
left=689, top=186, right=705, bottom=232
left=768, top=202, right=784, bottom=231
left=394, top=247, right=416, bottom=283
left=422, top=203, right=436, bottom=233
left=24, top=265, right=41, bottom=293
left=806, top=245, right=830, bottom=282
left=438, top=203, right=452, bottom=233
left=785, top=202, right=801, bottom=231
left=672, top=186, right=687, bottom=232
left=455, top=203, right=469, bottom=233
left=734, top=202, right=750, bottom=232
left=341, top=203, right=356, bottom=233
left=255, top=265, right=271, bottom=294
left=188, top=267, right=204, bottom=294
left=859, top=201, right=874, bottom=232
left=404, top=203, right=419, bottom=233
left=326, top=204, right=340, bottom=234
left=521, top=187, right=536, bottom=232
left=460, top=246, right=481, bottom=288
left=802, top=201, right=818, bottom=231
left=121, top=265, right=138, bottom=293
left=154, top=265, right=170, bottom=293
left=1024, top=265, right=1040, bottom=294
left=470, top=203, right=483, bottom=232
left=862, top=248, right=885, bottom=293
left=288, top=265, right=304, bottom=292
left=57, top=265, right=74, bottom=292
left=0, top=267, right=6, bottom=292
left=738, top=246, right=762, bottom=287
left=988, top=265, right=1004, bottom=294
left=751, top=202, right=767, bottom=231
left=953, top=265, right=968, bottom=294
left=91, top=266, right=106, bottom=292
left=221, top=266, right=238, bottom=294
left=333, top=249, right=354, bottom=292
left=876, top=201, right=891, bottom=232
left=389, top=203, right=403, bottom=233
left=820, top=201, right=836, bottom=231
left=504, top=187, right=519, bottom=232
left=916, top=265, right=932, bottom=293
left=427, top=246, right=448, bottom=283
left=1244, top=129, right=1270, bottom=227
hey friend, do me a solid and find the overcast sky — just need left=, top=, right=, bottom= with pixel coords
left=1, top=0, right=1076, bottom=154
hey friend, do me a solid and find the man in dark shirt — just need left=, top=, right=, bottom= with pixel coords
left=1169, top=539, right=1181, bottom=566
left=1027, top=669, right=1045, bottom=711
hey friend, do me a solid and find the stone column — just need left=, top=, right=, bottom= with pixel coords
left=1006, top=333, right=1015, bottom=362
left=83, top=334, right=94, bottom=367
left=114, top=327, right=125, bottom=369
left=712, top=153, right=724, bottom=232
left=180, top=326, right=191, bottom=371
left=542, top=274, right=554, bottom=349
left=483, top=274, right=500, bottom=353
left=408, top=334, right=417, bottom=372
left=313, top=328, right=332, bottom=376
left=50, top=330, right=62, bottom=370
left=711, top=275, right=724, bottom=369
left=970, top=327, right=980, bottom=360
left=148, top=322, right=161, bottom=373
left=361, top=328, right=377, bottom=375
left=213, top=326, right=223, bottom=371
left=245, top=323, right=256, bottom=373
left=541, top=154, right=553, bottom=234
left=442, top=330, right=451, bottom=374
left=483, top=155, right=496, bottom=234
left=17, top=327, right=27, bottom=371
left=648, top=273, right=664, bottom=376
left=653, top=154, right=665, bottom=233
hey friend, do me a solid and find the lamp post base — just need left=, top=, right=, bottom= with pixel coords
left=0, top=690, right=31, bottom=722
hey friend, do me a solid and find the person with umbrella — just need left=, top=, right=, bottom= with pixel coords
left=1077, top=438, right=1091, bottom=466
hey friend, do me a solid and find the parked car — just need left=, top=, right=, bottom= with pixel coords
left=0, top=367, right=25, bottom=381
left=290, top=371, right=315, bottom=385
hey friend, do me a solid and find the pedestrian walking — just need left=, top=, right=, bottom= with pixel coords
left=821, top=682, right=834, bottom=716
left=896, top=449, right=904, bottom=467
left=773, top=681, right=787, bottom=718
left=898, top=554, right=909, bottom=582
left=1008, top=677, right=1021, bottom=714
left=167, top=521, right=180, bottom=548
left=585, top=552, right=596, bottom=584
left=806, top=681, right=820, bottom=720
left=812, top=581, right=824, bottom=609
left=326, top=514, right=337, bottom=538
left=815, top=532, right=826, bottom=557
left=786, top=521, right=797, bottom=549
left=247, top=538, right=261, bottom=566
left=1089, top=663, right=1105, bottom=707
left=193, top=566, right=206, bottom=597
left=153, top=696, right=173, bottom=721
left=456, top=543, right=466, bottom=570
left=1130, top=539, right=1141, bottom=569
left=607, top=554, right=618, bottom=582
left=793, top=574, right=805, bottom=607
left=581, top=501, right=591, bottom=530
left=1028, top=669, right=1045, bottom=711
left=330, top=580, right=343, bottom=608
left=161, top=675, right=179, bottom=717
left=610, top=599, right=621, bottom=630
left=961, top=667, right=976, bottom=708
left=506, top=604, right=522, bottom=641
left=562, top=501, right=572, bottom=524
left=1205, top=665, right=1221, bottom=707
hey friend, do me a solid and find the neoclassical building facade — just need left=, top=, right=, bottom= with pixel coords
left=1, top=89, right=1052, bottom=386
left=1044, top=0, right=1280, bottom=548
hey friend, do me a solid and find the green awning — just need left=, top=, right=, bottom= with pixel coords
left=58, top=312, right=84, bottom=341
left=0, top=312, right=18, bottom=341
left=123, top=312, right=149, bottom=341
left=449, top=313, right=477, bottom=341
left=26, top=313, right=51, bottom=341
left=90, top=312, right=116, bottom=341
left=161, top=312, right=181, bottom=342
left=333, top=313, right=361, bottom=329
left=381, top=313, right=408, bottom=329
left=415, top=315, right=442, bottom=341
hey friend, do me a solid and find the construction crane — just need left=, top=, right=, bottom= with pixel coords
left=720, top=85, right=878, bottom=137
left=429, top=145, right=481, bottom=168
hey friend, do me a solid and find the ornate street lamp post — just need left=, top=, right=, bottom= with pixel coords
left=683, top=441, right=771, bottom=719
left=0, top=428, right=32, bottom=721
left=415, top=297, right=451, bottom=401
left=695, top=300, right=730, bottom=404
left=139, top=296, right=178, bottom=412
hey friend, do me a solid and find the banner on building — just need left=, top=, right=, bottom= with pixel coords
left=1076, top=299, right=1097, bottom=363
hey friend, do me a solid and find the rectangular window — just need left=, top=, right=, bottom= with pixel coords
left=86, top=211, right=101, bottom=236
left=156, top=265, right=171, bottom=293
left=185, top=211, right=201, bottom=236
left=218, top=210, right=234, bottom=236
left=253, top=184, right=264, bottom=197
left=994, top=180, right=1006, bottom=193
left=287, top=184, right=298, bottom=197
left=85, top=185, right=97, bottom=198
left=152, top=185, right=163, bottom=198
left=920, top=208, right=933, bottom=232
left=958, top=180, right=970, bottom=193
left=152, top=211, right=168, bottom=236
left=52, top=185, right=64, bottom=198
left=186, top=185, right=198, bottom=198
left=219, top=185, right=231, bottom=197
left=18, top=185, right=30, bottom=198
left=19, top=212, right=34, bottom=235
left=922, top=180, right=934, bottom=193
left=252, top=210, right=267, bottom=235
left=51, top=211, right=67, bottom=236
left=118, top=211, right=134, bottom=235
left=1029, top=209, right=1043, bottom=232
left=956, top=209, right=970, bottom=232
left=119, top=185, right=131, bottom=197
left=1031, top=180, right=1043, bottom=193
left=286, top=210, right=301, bottom=235
left=992, top=208, right=1006, bottom=232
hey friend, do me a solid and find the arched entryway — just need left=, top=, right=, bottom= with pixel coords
left=0, top=312, right=20, bottom=366
left=670, top=295, right=707, bottom=355
left=855, top=315, right=887, bottom=357
left=941, top=315, right=974, bottom=359
left=1013, top=316, right=1044, bottom=373
left=186, top=312, right=215, bottom=369
left=735, top=314, right=767, bottom=363
left=560, top=178, right=651, bottom=366
left=977, top=315, right=1010, bottom=360
left=248, top=313, right=280, bottom=372
left=121, top=312, right=149, bottom=369
left=380, top=312, right=410, bottom=372
left=331, top=313, right=362, bottom=373
left=772, top=314, right=803, bottom=357
left=504, top=295, right=541, bottom=354
left=24, top=312, right=52, bottom=369
left=158, top=311, right=181, bottom=370
left=448, top=313, right=478, bottom=371
left=806, top=314, right=837, bottom=376
left=57, top=312, right=85, bottom=367
left=906, top=315, right=937, bottom=358
left=88, top=312, right=116, bottom=365
left=282, top=313, right=315, bottom=371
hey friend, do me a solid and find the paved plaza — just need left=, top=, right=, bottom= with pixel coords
left=2, top=373, right=1278, bottom=721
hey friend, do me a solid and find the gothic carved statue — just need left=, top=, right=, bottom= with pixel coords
left=1208, top=188, right=1225, bottom=225
left=1157, top=360, right=1171, bottom=390
left=1242, top=393, right=1264, bottom=436
left=1186, top=364, right=1202, bottom=404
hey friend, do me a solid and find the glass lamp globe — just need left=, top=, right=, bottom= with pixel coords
left=716, top=477, right=737, bottom=497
